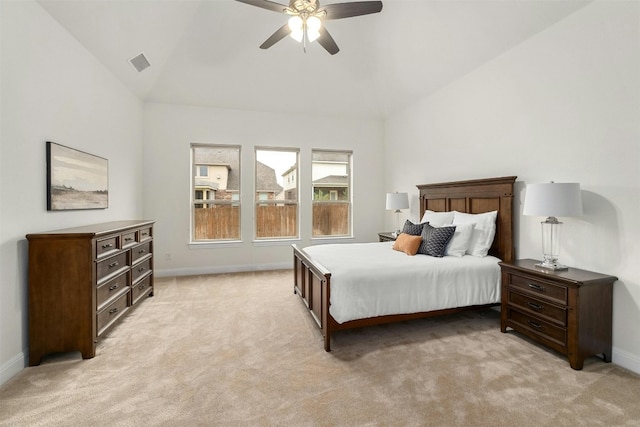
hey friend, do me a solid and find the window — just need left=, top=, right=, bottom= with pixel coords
left=255, top=148, right=298, bottom=239
left=312, top=150, right=352, bottom=237
left=191, top=144, right=240, bottom=241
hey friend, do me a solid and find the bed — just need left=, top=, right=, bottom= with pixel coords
left=292, top=176, right=517, bottom=351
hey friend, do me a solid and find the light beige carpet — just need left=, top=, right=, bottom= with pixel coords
left=1, top=270, right=639, bottom=426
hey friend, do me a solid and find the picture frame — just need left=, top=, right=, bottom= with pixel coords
left=46, top=141, right=108, bottom=211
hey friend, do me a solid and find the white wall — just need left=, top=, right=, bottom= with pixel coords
left=384, top=1, right=640, bottom=373
left=143, top=103, right=384, bottom=276
left=0, top=1, right=144, bottom=384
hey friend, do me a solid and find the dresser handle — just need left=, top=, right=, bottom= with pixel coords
left=102, top=243, right=113, bottom=249
left=109, top=284, right=118, bottom=291
left=109, top=307, right=118, bottom=314
left=138, top=267, right=145, bottom=272
left=138, top=249, right=146, bottom=254
left=528, top=283, right=545, bottom=292
left=139, top=284, right=145, bottom=290
left=125, top=237, right=133, bottom=241
left=527, top=302, right=543, bottom=311
left=108, top=261, right=119, bottom=268
left=527, top=320, right=543, bottom=330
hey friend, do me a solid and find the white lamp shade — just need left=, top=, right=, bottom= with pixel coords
left=523, top=182, right=583, bottom=217
left=386, top=192, right=409, bottom=210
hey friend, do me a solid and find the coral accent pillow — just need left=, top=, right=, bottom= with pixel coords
left=392, top=233, right=422, bottom=256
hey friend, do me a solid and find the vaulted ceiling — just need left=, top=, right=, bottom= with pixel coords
left=38, top=0, right=591, bottom=119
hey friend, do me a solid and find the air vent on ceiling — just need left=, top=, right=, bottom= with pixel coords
left=129, top=53, right=150, bottom=73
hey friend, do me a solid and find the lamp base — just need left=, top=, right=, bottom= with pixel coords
left=535, top=261, right=569, bottom=271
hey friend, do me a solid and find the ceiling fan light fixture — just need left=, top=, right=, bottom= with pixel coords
left=306, top=15, right=321, bottom=31
left=306, top=15, right=322, bottom=42
left=288, top=15, right=303, bottom=31
left=290, top=29, right=304, bottom=42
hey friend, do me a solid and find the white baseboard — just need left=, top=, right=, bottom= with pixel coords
left=1, top=350, right=26, bottom=387
left=155, top=262, right=292, bottom=278
left=612, top=347, right=640, bottom=375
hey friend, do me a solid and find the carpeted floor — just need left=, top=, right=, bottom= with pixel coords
left=1, top=270, right=639, bottom=426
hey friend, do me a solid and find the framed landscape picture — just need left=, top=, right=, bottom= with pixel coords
left=47, top=141, right=108, bottom=211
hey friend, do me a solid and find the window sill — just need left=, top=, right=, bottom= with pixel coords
left=310, top=236, right=355, bottom=244
left=252, top=238, right=301, bottom=247
left=188, top=240, right=243, bottom=249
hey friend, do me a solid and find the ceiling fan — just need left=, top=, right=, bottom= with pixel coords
left=235, top=0, right=383, bottom=55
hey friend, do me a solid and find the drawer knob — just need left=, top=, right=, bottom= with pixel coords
left=109, top=307, right=118, bottom=315
left=108, top=261, right=119, bottom=268
left=138, top=249, right=146, bottom=254
left=527, top=320, right=543, bottom=330
left=125, top=237, right=133, bottom=242
left=528, top=283, right=545, bottom=292
left=108, top=284, right=118, bottom=291
left=138, top=267, right=145, bottom=272
left=527, top=302, right=543, bottom=311
left=102, top=243, right=113, bottom=249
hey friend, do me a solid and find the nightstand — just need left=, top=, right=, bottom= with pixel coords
left=499, top=259, right=617, bottom=370
left=378, top=232, right=397, bottom=242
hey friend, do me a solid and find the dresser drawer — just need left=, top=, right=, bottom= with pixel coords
left=509, top=309, right=567, bottom=347
left=96, top=251, right=129, bottom=284
left=97, top=271, right=130, bottom=311
left=138, top=227, right=152, bottom=242
left=508, top=274, right=567, bottom=305
left=97, top=292, right=129, bottom=336
left=131, top=241, right=152, bottom=264
left=131, top=257, right=152, bottom=283
left=96, top=236, right=119, bottom=258
left=508, top=290, right=567, bottom=326
left=122, top=231, right=137, bottom=249
left=131, top=275, right=153, bottom=306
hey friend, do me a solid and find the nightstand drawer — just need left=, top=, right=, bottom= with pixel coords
left=507, top=290, right=567, bottom=326
left=509, top=309, right=567, bottom=347
left=509, top=274, right=567, bottom=305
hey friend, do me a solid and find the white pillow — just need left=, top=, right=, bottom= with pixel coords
left=420, top=210, right=454, bottom=226
left=452, top=211, right=497, bottom=257
left=443, top=223, right=476, bottom=257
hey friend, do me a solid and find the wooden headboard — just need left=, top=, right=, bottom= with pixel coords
left=417, top=176, right=517, bottom=263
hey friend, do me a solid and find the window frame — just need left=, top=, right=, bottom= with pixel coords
left=311, top=149, right=353, bottom=239
left=190, top=143, right=241, bottom=243
left=254, top=147, right=299, bottom=241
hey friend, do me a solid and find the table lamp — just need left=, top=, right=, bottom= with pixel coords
left=523, top=181, right=583, bottom=270
left=386, top=192, right=409, bottom=235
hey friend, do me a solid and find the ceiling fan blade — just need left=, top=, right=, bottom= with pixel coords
left=260, top=24, right=291, bottom=49
left=321, top=1, right=383, bottom=20
left=317, top=27, right=340, bottom=55
left=235, top=0, right=288, bottom=14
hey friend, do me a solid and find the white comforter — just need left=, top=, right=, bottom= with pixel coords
left=303, top=242, right=501, bottom=324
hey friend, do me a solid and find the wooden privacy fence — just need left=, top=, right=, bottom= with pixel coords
left=194, top=203, right=349, bottom=240
left=312, top=203, right=349, bottom=237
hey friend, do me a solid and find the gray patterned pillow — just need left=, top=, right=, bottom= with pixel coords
left=418, top=224, right=456, bottom=257
left=402, top=220, right=427, bottom=236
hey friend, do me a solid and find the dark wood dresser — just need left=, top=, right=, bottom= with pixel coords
left=27, top=220, right=155, bottom=365
left=500, top=259, right=617, bottom=370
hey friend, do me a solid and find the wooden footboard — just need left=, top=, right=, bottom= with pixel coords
left=292, top=244, right=332, bottom=351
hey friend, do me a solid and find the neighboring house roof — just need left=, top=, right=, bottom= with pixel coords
left=194, top=179, right=219, bottom=191
left=281, top=164, right=296, bottom=176
left=256, top=161, right=283, bottom=194
left=193, top=147, right=239, bottom=191
left=313, top=175, right=348, bottom=187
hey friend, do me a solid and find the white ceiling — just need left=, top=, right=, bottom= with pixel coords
left=38, top=0, right=591, bottom=119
